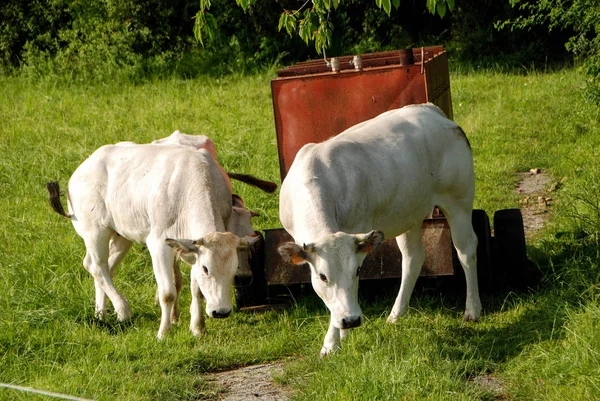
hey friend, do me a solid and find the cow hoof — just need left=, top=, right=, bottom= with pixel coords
left=320, top=344, right=341, bottom=357
left=171, top=311, right=181, bottom=325
left=116, top=311, right=133, bottom=322
left=386, top=314, right=398, bottom=324
left=191, top=327, right=207, bottom=337
left=463, top=312, right=480, bottom=322
left=116, top=309, right=133, bottom=322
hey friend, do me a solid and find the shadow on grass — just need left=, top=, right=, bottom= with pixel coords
left=75, top=312, right=137, bottom=335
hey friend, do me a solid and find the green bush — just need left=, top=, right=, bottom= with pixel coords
left=500, top=0, right=600, bottom=102
left=0, top=0, right=580, bottom=82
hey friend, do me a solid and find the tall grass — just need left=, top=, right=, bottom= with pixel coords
left=0, top=67, right=599, bottom=400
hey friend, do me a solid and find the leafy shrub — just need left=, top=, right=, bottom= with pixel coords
left=0, top=0, right=581, bottom=81
left=500, top=0, right=600, bottom=102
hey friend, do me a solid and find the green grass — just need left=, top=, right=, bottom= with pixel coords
left=0, top=67, right=599, bottom=400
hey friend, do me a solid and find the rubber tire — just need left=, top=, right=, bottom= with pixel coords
left=493, top=208, right=528, bottom=288
left=471, top=209, right=494, bottom=290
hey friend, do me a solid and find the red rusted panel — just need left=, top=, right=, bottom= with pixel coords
left=424, top=51, right=453, bottom=120
left=271, top=47, right=452, bottom=181
left=275, top=46, right=444, bottom=77
left=264, top=220, right=454, bottom=286
left=272, top=67, right=426, bottom=180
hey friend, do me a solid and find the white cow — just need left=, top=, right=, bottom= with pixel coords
left=150, top=130, right=266, bottom=277
left=109, top=132, right=270, bottom=322
left=148, top=132, right=266, bottom=317
left=47, top=144, right=258, bottom=338
left=278, top=103, right=482, bottom=355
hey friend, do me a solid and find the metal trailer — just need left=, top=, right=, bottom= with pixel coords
left=235, top=47, right=533, bottom=309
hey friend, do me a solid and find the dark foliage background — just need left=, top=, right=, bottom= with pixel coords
left=0, top=0, right=594, bottom=86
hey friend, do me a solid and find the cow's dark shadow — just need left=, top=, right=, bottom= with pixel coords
left=75, top=310, right=137, bottom=335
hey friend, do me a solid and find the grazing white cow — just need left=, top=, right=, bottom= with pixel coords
left=278, top=103, right=482, bottom=355
left=150, top=131, right=266, bottom=277
left=102, top=133, right=271, bottom=322
left=47, top=144, right=258, bottom=338
left=148, top=132, right=266, bottom=315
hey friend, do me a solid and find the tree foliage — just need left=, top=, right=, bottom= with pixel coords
left=0, top=0, right=578, bottom=81
left=194, top=0, right=455, bottom=54
left=499, top=0, right=600, bottom=102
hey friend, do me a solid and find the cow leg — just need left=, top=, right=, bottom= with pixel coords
left=387, top=225, right=425, bottom=324
left=83, top=251, right=109, bottom=319
left=154, top=257, right=182, bottom=324
left=189, top=266, right=207, bottom=336
left=108, top=234, right=133, bottom=275
left=321, top=316, right=342, bottom=356
left=83, top=232, right=132, bottom=322
left=172, top=260, right=182, bottom=324
left=146, top=236, right=177, bottom=339
left=85, top=234, right=133, bottom=319
left=442, top=205, right=482, bottom=321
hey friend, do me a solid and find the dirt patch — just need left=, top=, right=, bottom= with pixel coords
left=205, top=362, right=290, bottom=401
left=471, top=374, right=512, bottom=400
left=515, top=169, right=562, bottom=238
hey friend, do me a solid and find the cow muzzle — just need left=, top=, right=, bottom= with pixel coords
left=340, top=315, right=362, bottom=329
left=211, top=309, right=231, bottom=318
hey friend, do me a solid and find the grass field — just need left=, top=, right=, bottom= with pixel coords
left=0, top=66, right=599, bottom=400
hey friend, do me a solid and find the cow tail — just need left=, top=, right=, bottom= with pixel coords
left=46, top=181, right=72, bottom=218
left=226, top=172, right=278, bottom=193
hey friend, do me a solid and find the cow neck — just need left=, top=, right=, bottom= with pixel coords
left=292, top=190, right=339, bottom=244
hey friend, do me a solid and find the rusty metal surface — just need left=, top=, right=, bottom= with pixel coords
left=276, top=46, right=445, bottom=77
left=264, top=228, right=310, bottom=285
left=271, top=47, right=452, bottom=181
left=424, top=52, right=453, bottom=120
left=271, top=66, right=427, bottom=180
left=263, top=221, right=454, bottom=285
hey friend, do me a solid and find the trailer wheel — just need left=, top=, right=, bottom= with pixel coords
left=471, top=209, right=494, bottom=290
left=493, top=209, right=529, bottom=287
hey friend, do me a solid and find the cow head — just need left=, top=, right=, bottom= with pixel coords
left=278, top=230, right=383, bottom=329
left=228, top=194, right=260, bottom=278
left=166, top=232, right=259, bottom=318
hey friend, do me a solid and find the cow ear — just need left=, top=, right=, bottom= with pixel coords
left=355, top=230, right=384, bottom=254
left=278, top=242, right=312, bottom=265
left=166, top=238, right=199, bottom=265
left=232, top=194, right=245, bottom=208
left=239, top=234, right=260, bottom=250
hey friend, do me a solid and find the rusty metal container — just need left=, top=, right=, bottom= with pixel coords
left=262, top=46, right=456, bottom=288
left=271, top=46, right=453, bottom=180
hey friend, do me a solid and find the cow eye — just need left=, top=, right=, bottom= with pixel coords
left=202, top=265, right=209, bottom=275
left=319, top=273, right=328, bottom=283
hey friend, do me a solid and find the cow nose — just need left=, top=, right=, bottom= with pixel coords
left=341, top=316, right=362, bottom=329
left=211, top=310, right=231, bottom=318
